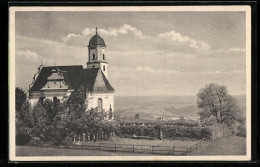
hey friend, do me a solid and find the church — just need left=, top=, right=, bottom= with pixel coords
left=28, top=28, right=115, bottom=116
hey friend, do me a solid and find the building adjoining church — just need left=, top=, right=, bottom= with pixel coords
left=28, top=29, right=115, bottom=117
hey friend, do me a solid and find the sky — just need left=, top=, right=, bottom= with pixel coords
left=15, top=11, right=246, bottom=96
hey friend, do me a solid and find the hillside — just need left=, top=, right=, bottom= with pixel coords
left=114, top=96, right=246, bottom=121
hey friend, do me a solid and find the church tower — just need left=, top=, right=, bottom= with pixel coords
left=87, top=28, right=108, bottom=78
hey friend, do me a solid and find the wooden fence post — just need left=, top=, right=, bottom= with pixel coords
left=172, top=146, right=175, bottom=155
left=152, top=145, right=154, bottom=154
left=99, top=143, right=101, bottom=150
left=83, top=133, right=86, bottom=142
left=115, top=144, right=117, bottom=152
left=133, top=145, right=135, bottom=153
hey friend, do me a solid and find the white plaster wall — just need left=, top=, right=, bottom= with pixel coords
left=89, top=49, right=97, bottom=62
left=87, top=63, right=100, bottom=69
left=29, top=90, right=72, bottom=107
left=29, top=98, right=39, bottom=107
left=100, top=63, right=108, bottom=79
left=89, top=47, right=105, bottom=62
left=86, top=93, right=114, bottom=112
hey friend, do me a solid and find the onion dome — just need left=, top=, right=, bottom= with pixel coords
left=88, top=27, right=106, bottom=47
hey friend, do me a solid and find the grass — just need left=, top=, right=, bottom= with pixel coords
left=190, top=135, right=246, bottom=155
left=16, top=146, right=153, bottom=156
left=16, top=136, right=246, bottom=156
left=103, top=137, right=198, bottom=147
left=16, top=137, right=198, bottom=156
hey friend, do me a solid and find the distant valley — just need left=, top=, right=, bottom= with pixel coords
left=114, top=96, right=246, bottom=121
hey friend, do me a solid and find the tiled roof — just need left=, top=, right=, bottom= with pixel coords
left=29, top=65, right=114, bottom=93
left=88, top=34, right=106, bottom=48
left=101, top=71, right=115, bottom=92
left=29, top=65, right=83, bottom=91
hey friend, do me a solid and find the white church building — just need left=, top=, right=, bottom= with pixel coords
left=28, top=28, right=115, bottom=116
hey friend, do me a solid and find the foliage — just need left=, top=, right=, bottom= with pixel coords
left=197, top=83, right=241, bottom=124
left=16, top=100, right=33, bottom=145
left=236, top=124, right=246, bottom=137
left=16, top=85, right=115, bottom=146
left=15, top=87, right=27, bottom=111
left=116, top=124, right=211, bottom=139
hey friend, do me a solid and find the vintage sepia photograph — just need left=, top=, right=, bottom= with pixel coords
left=9, top=6, right=251, bottom=161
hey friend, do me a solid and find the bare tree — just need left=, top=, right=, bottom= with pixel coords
left=197, top=83, right=240, bottom=124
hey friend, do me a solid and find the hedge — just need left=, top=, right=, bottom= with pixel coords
left=115, top=125, right=211, bottom=139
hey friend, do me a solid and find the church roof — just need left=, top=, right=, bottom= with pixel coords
left=29, top=65, right=114, bottom=93
left=88, top=29, right=106, bottom=47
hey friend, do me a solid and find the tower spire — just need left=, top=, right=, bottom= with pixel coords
left=96, top=27, right=98, bottom=35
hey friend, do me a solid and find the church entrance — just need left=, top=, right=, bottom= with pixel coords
left=97, top=98, right=103, bottom=111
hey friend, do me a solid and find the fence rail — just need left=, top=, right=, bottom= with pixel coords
left=62, top=142, right=189, bottom=155
left=183, top=136, right=212, bottom=155
left=58, top=137, right=211, bottom=156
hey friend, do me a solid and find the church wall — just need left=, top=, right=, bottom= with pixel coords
left=100, top=63, right=108, bottom=79
left=86, top=93, right=114, bottom=112
left=29, top=90, right=72, bottom=107
left=29, top=98, right=39, bottom=107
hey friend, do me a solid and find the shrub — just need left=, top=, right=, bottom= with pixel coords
left=236, top=124, right=246, bottom=137
left=61, top=136, right=72, bottom=146
left=116, top=124, right=211, bottom=139
left=29, top=138, right=43, bottom=147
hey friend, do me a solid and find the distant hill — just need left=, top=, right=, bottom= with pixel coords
left=114, top=95, right=246, bottom=121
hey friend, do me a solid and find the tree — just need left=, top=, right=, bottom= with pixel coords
left=197, top=83, right=241, bottom=124
left=15, top=87, right=27, bottom=111
left=16, top=100, right=34, bottom=145
left=135, top=113, right=139, bottom=119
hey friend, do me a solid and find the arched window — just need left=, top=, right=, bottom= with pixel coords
left=92, top=54, right=96, bottom=60
left=103, top=65, right=105, bottom=71
left=97, top=98, right=103, bottom=111
left=103, top=54, right=105, bottom=60
left=53, top=97, right=57, bottom=101
left=39, top=97, right=44, bottom=104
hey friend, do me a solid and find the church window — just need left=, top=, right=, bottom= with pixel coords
left=39, top=97, right=44, bottom=104
left=93, top=54, right=96, bottom=60
left=103, top=54, right=105, bottom=60
left=53, top=97, right=57, bottom=102
left=97, top=98, right=103, bottom=111
left=92, top=65, right=95, bottom=68
left=103, top=65, right=105, bottom=71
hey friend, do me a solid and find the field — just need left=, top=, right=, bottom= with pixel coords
left=115, top=96, right=246, bottom=121
left=190, top=135, right=246, bottom=155
left=16, top=136, right=246, bottom=156
left=16, top=137, right=198, bottom=156
left=104, top=137, right=198, bottom=147
left=16, top=146, right=150, bottom=156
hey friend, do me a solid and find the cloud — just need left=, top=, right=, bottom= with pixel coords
left=202, top=70, right=245, bottom=75
left=62, top=24, right=144, bottom=43
left=16, top=49, right=39, bottom=60
left=135, top=66, right=181, bottom=75
left=217, top=47, right=246, bottom=53
left=158, top=31, right=211, bottom=50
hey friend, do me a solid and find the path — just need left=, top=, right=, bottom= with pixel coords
left=189, top=135, right=246, bottom=155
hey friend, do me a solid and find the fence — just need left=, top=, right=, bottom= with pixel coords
left=62, top=143, right=189, bottom=155
left=184, top=136, right=212, bottom=155
left=58, top=137, right=212, bottom=156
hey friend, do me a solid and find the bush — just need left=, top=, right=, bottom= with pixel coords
left=116, top=124, right=211, bottom=139
left=61, top=136, right=72, bottom=146
left=29, top=138, right=43, bottom=146
left=207, top=123, right=231, bottom=139
left=236, top=124, right=246, bottom=137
